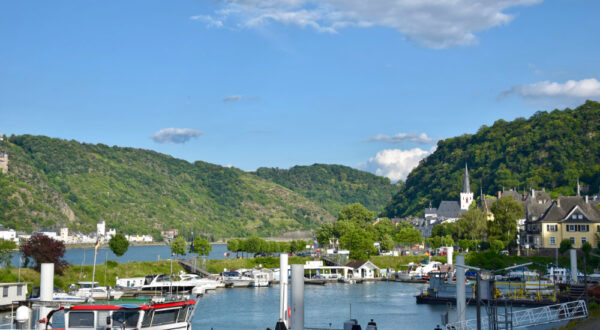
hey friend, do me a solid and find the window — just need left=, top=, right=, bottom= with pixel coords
left=2, top=287, right=8, bottom=297
left=177, top=306, right=188, bottom=323
left=17, top=285, right=22, bottom=296
left=597, top=225, right=600, bottom=232
left=582, top=237, right=587, bottom=245
left=578, top=225, right=589, bottom=232
left=570, top=237, right=575, bottom=245
left=550, top=237, right=556, bottom=245
left=69, top=312, right=95, bottom=328
left=151, top=309, right=178, bottom=326
left=112, top=311, right=140, bottom=328
left=547, top=225, right=558, bottom=232
left=141, top=311, right=152, bottom=328
left=567, top=225, right=577, bottom=232
left=578, top=214, right=583, bottom=220
left=572, top=215, right=577, bottom=220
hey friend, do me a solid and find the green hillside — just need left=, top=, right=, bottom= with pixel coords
left=383, top=100, right=600, bottom=217
left=0, top=135, right=336, bottom=238
left=254, top=164, right=399, bottom=216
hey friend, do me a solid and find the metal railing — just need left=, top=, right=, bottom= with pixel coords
left=446, top=300, right=588, bottom=330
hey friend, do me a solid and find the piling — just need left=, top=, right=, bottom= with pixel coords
left=291, top=264, right=304, bottom=330
left=279, top=253, right=289, bottom=327
left=447, top=246, right=454, bottom=265
left=570, top=249, right=577, bottom=283
left=38, top=263, right=54, bottom=329
left=456, top=255, right=466, bottom=328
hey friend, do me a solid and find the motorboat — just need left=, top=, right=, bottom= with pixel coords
left=68, top=281, right=124, bottom=300
left=222, top=271, right=253, bottom=287
left=44, top=295, right=198, bottom=329
left=140, top=274, right=198, bottom=293
left=177, top=273, right=222, bottom=292
left=245, top=270, right=270, bottom=287
left=28, top=286, right=86, bottom=303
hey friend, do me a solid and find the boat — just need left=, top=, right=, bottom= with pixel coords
left=68, top=281, right=124, bottom=300
left=141, top=274, right=198, bottom=293
left=45, top=295, right=199, bottom=329
left=28, top=286, right=86, bottom=304
left=244, top=270, right=270, bottom=287
left=177, top=273, right=222, bottom=292
left=222, top=271, right=253, bottom=287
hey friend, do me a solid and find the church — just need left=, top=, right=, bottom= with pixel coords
left=424, top=164, right=473, bottom=225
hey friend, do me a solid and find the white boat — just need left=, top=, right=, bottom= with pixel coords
left=28, top=286, right=86, bottom=303
left=45, top=295, right=198, bottom=330
left=69, top=281, right=124, bottom=300
left=245, top=270, right=270, bottom=287
left=177, top=273, right=222, bottom=292
left=222, top=271, right=253, bottom=287
left=141, top=274, right=198, bottom=293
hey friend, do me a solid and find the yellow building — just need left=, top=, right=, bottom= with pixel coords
left=530, top=196, right=600, bottom=249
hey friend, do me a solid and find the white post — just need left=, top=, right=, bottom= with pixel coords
left=570, top=249, right=578, bottom=283
left=291, top=264, right=304, bottom=330
left=279, top=253, right=289, bottom=325
left=447, top=246, right=454, bottom=265
left=456, top=255, right=466, bottom=328
left=38, top=263, right=54, bottom=329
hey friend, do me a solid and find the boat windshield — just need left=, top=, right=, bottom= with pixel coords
left=111, top=311, right=140, bottom=328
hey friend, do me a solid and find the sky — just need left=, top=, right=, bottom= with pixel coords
left=1, top=0, right=599, bottom=182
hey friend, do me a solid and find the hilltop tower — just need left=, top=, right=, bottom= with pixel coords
left=0, top=135, right=7, bottom=174
left=460, top=163, right=473, bottom=211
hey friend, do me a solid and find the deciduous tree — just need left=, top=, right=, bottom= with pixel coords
left=191, top=237, right=212, bottom=257
left=108, top=233, right=129, bottom=261
left=170, top=236, right=187, bottom=258
left=20, top=233, right=68, bottom=274
left=0, top=239, right=16, bottom=268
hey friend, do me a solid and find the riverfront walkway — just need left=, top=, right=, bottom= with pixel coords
left=179, top=258, right=211, bottom=277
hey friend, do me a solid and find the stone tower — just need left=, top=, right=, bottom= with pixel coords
left=460, top=163, right=473, bottom=211
left=0, top=136, right=7, bottom=174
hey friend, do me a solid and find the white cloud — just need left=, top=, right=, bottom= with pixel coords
left=150, top=128, right=203, bottom=144
left=191, top=0, right=542, bottom=48
left=190, top=15, right=224, bottom=28
left=359, top=147, right=433, bottom=182
left=502, top=78, right=600, bottom=99
left=364, top=132, right=435, bottom=145
left=222, top=95, right=243, bottom=102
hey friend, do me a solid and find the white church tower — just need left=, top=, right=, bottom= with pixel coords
left=460, top=163, right=474, bottom=211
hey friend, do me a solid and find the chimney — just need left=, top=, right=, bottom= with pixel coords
left=586, top=195, right=589, bottom=203
left=557, top=198, right=561, bottom=207
left=497, top=191, right=502, bottom=199
left=531, top=189, right=535, bottom=199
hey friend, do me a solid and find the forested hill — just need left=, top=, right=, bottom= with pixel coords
left=254, top=164, right=399, bottom=216
left=383, top=100, right=600, bottom=218
left=0, top=135, right=338, bottom=238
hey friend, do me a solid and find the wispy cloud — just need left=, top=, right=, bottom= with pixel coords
left=501, top=78, right=600, bottom=99
left=222, top=95, right=243, bottom=102
left=358, top=147, right=435, bottom=182
left=364, top=132, right=436, bottom=145
left=150, top=128, right=203, bottom=144
left=190, top=15, right=224, bottom=28
left=191, top=0, right=542, bottom=48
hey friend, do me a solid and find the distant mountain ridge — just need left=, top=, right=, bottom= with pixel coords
left=254, top=164, right=400, bottom=216
left=383, top=100, right=600, bottom=218
left=0, top=135, right=396, bottom=238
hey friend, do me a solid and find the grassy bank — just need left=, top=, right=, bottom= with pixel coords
left=0, top=260, right=184, bottom=291
left=204, top=256, right=311, bottom=274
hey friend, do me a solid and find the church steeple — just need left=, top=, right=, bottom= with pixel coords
left=462, top=163, right=471, bottom=193
left=460, top=163, right=474, bottom=211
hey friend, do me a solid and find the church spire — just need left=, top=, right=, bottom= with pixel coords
left=462, top=163, right=471, bottom=194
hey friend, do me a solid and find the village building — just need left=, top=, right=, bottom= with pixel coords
left=0, top=226, right=18, bottom=243
left=526, top=195, right=600, bottom=249
left=345, top=260, right=380, bottom=279
left=0, top=283, right=29, bottom=308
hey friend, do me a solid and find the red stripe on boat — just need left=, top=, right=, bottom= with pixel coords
left=68, top=300, right=195, bottom=311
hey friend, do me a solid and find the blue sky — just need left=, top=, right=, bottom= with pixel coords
left=1, top=0, right=599, bottom=181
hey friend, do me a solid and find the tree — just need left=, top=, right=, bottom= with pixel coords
left=191, top=237, right=212, bottom=257
left=244, top=236, right=263, bottom=255
left=340, top=227, right=375, bottom=260
left=227, top=239, right=240, bottom=257
left=395, top=228, right=423, bottom=249
left=379, top=234, right=395, bottom=252
left=337, top=203, right=375, bottom=224
left=316, top=223, right=334, bottom=246
left=333, top=220, right=356, bottom=238
left=0, top=239, right=16, bottom=268
left=20, top=233, right=68, bottom=274
left=458, top=239, right=476, bottom=252
left=559, top=239, right=572, bottom=254
left=581, top=241, right=592, bottom=258
left=458, top=208, right=487, bottom=241
left=490, top=196, right=523, bottom=245
left=490, top=240, right=505, bottom=252
left=432, top=222, right=459, bottom=240
left=108, top=234, right=129, bottom=260
left=170, top=236, right=187, bottom=257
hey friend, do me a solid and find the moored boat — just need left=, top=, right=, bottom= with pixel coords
left=68, top=281, right=124, bottom=300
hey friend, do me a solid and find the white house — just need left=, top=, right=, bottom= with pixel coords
left=345, top=260, right=380, bottom=279
left=0, top=283, right=29, bottom=307
left=97, top=220, right=106, bottom=238
left=39, top=229, right=57, bottom=239
left=59, top=227, right=69, bottom=242
left=0, top=227, right=18, bottom=243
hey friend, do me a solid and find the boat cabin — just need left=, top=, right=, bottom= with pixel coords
left=56, top=299, right=197, bottom=329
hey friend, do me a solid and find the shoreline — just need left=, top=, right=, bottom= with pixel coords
left=63, top=242, right=227, bottom=249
